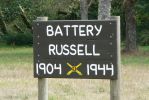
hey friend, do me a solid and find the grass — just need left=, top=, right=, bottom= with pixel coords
left=0, top=45, right=149, bottom=100
left=122, top=46, right=149, bottom=65
left=0, top=46, right=32, bottom=68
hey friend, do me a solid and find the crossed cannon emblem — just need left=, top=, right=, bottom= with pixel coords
left=66, top=63, right=83, bottom=76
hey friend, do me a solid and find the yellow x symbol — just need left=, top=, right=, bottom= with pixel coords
left=67, top=63, right=82, bottom=76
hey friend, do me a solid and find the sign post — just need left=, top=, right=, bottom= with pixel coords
left=33, top=18, right=121, bottom=99
left=110, top=16, right=121, bottom=100
left=36, top=17, right=48, bottom=100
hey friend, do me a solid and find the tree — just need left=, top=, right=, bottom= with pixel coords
left=98, top=0, right=111, bottom=20
left=0, top=10, right=8, bottom=34
left=80, top=0, right=88, bottom=19
left=98, top=0, right=120, bottom=100
left=80, top=0, right=93, bottom=20
left=123, top=0, right=137, bottom=52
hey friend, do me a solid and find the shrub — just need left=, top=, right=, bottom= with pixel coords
left=3, top=32, right=32, bottom=46
left=138, top=30, right=149, bottom=46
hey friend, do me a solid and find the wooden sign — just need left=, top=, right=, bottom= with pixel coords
left=33, top=20, right=118, bottom=79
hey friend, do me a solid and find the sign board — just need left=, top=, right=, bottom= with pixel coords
left=33, top=20, right=118, bottom=79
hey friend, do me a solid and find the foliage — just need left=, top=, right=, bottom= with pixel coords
left=136, top=0, right=149, bottom=45
left=111, top=0, right=149, bottom=45
left=0, top=0, right=149, bottom=46
left=136, top=0, right=149, bottom=32
left=0, top=0, right=32, bottom=22
left=56, top=0, right=80, bottom=20
left=138, top=30, right=149, bottom=46
left=3, top=33, right=32, bottom=46
left=111, top=0, right=126, bottom=41
left=88, top=0, right=98, bottom=19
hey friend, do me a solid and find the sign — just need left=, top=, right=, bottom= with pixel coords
left=33, top=20, right=118, bottom=79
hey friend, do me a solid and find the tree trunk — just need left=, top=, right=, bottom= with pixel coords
left=14, top=24, right=24, bottom=33
left=80, top=0, right=88, bottom=20
left=98, top=0, right=111, bottom=20
left=0, top=10, right=8, bottom=34
left=124, top=0, right=137, bottom=52
left=19, top=5, right=32, bottom=30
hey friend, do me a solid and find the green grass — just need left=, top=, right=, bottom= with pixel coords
left=122, top=46, right=149, bottom=65
left=0, top=45, right=33, bottom=69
